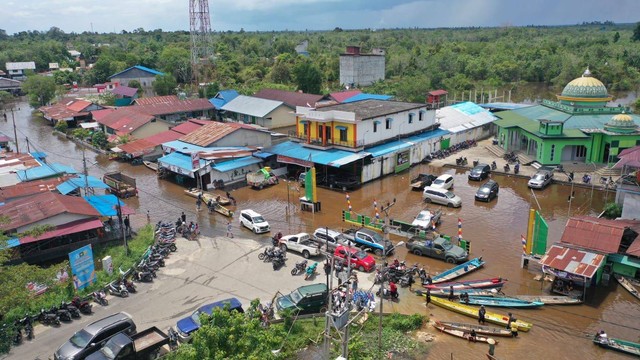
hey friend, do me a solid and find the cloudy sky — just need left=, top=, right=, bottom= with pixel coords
left=3, top=0, right=639, bottom=34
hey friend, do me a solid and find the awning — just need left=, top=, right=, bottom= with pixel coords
left=539, top=244, right=605, bottom=280
left=299, top=120, right=308, bottom=124
left=19, top=218, right=104, bottom=245
left=212, top=156, right=262, bottom=172
left=327, top=152, right=370, bottom=167
left=80, top=122, right=100, bottom=129
left=336, top=126, right=347, bottom=130
left=367, top=139, right=413, bottom=157
left=253, top=151, right=274, bottom=159
left=83, top=194, right=135, bottom=216
left=56, top=175, right=110, bottom=195
left=111, top=147, right=123, bottom=153
left=266, top=141, right=363, bottom=168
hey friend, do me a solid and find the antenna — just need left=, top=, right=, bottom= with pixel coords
left=189, top=0, right=214, bottom=86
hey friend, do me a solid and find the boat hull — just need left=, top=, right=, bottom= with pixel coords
left=432, top=321, right=497, bottom=344
left=614, top=274, right=640, bottom=301
left=418, top=288, right=499, bottom=298
left=425, top=278, right=506, bottom=291
left=463, top=296, right=544, bottom=308
left=436, top=321, right=512, bottom=337
left=593, top=337, right=640, bottom=357
left=430, top=297, right=533, bottom=332
left=432, top=257, right=485, bottom=284
left=184, top=188, right=231, bottom=205
left=511, top=295, right=582, bottom=305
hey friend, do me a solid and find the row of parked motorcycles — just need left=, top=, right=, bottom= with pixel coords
left=423, top=140, right=478, bottom=163
left=258, top=246, right=287, bottom=270
left=290, top=259, right=319, bottom=280
left=0, top=220, right=179, bottom=348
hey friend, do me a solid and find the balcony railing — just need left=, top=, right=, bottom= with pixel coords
left=288, top=131, right=364, bottom=149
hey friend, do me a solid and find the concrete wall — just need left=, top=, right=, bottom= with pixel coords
left=339, top=55, right=385, bottom=87
left=209, top=162, right=262, bottom=186
left=358, top=109, right=436, bottom=146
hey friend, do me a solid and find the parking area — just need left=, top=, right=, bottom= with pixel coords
left=7, top=235, right=377, bottom=360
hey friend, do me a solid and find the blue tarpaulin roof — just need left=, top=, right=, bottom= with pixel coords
left=83, top=194, right=130, bottom=216
left=56, top=175, right=110, bottom=195
left=16, top=163, right=77, bottom=181
left=1, top=238, right=21, bottom=249
left=252, top=151, right=274, bottom=159
left=213, top=156, right=262, bottom=172
left=158, top=151, right=208, bottom=172
left=342, top=93, right=393, bottom=103
left=265, top=141, right=359, bottom=168
left=209, top=90, right=239, bottom=109
left=30, top=152, right=47, bottom=160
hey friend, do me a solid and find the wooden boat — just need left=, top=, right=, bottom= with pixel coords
left=462, top=296, right=543, bottom=308
left=431, top=257, right=485, bottom=284
left=432, top=321, right=497, bottom=344
left=593, top=337, right=640, bottom=357
left=435, top=320, right=512, bottom=338
left=614, top=274, right=640, bottom=301
left=184, top=188, right=231, bottom=205
left=486, top=354, right=504, bottom=360
left=425, top=277, right=506, bottom=291
left=417, top=288, right=500, bottom=298
left=207, top=201, right=233, bottom=217
left=143, top=160, right=158, bottom=172
left=511, top=295, right=582, bottom=305
left=429, top=297, right=533, bottom=332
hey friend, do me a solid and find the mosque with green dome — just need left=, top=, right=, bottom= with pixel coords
left=494, top=69, right=640, bottom=166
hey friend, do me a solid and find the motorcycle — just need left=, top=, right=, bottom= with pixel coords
left=503, top=163, right=510, bottom=172
left=514, top=162, right=520, bottom=175
left=582, top=174, right=591, bottom=184
left=132, top=268, right=154, bottom=282
left=60, top=301, right=81, bottom=319
left=38, top=308, right=61, bottom=326
left=52, top=304, right=72, bottom=322
left=491, top=161, right=497, bottom=170
left=108, top=280, right=129, bottom=298
left=71, top=296, right=93, bottom=315
left=167, top=327, right=179, bottom=351
left=258, top=247, right=278, bottom=262
left=456, top=157, right=468, bottom=166
left=148, top=253, right=166, bottom=267
left=304, top=262, right=318, bottom=280
left=92, top=290, right=109, bottom=306
left=376, top=287, right=399, bottom=300
left=20, top=315, right=34, bottom=340
left=272, top=254, right=286, bottom=270
left=291, top=260, right=308, bottom=276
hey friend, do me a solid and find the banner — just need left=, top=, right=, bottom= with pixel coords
left=191, top=152, right=200, bottom=170
left=69, top=245, right=96, bottom=290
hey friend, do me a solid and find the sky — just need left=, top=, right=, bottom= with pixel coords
left=2, top=0, right=639, bottom=34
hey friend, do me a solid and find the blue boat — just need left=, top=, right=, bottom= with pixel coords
left=417, top=288, right=500, bottom=298
left=461, top=295, right=544, bottom=308
left=431, top=257, right=485, bottom=284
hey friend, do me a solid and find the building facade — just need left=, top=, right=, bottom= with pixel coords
left=339, top=46, right=385, bottom=87
left=109, top=65, right=164, bottom=97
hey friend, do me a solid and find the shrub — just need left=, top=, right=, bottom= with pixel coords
left=54, top=120, right=68, bottom=132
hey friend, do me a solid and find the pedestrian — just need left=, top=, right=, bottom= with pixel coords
left=510, top=320, right=519, bottom=338
left=351, top=273, right=358, bottom=293
left=181, top=212, right=186, bottom=223
left=123, top=215, right=130, bottom=234
left=448, top=285, right=455, bottom=301
left=506, top=312, right=515, bottom=329
left=196, top=198, right=202, bottom=211
left=226, top=191, right=236, bottom=205
left=478, top=305, right=486, bottom=325
left=226, top=221, right=234, bottom=238
left=146, top=210, right=150, bottom=224
left=425, top=288, right=431, bottom=307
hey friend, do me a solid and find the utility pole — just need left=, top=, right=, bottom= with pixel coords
left=378, top=198, right=396, bottom=357
left=25, top=137, right=30, bottom=152
left=82, top=148, right=91, bottom=196
left=10, top=108, right=18, bottom=153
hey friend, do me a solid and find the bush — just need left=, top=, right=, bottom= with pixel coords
left=54, top=120, right=68, bottom=132
left=603, top=202, right=622, bottom=219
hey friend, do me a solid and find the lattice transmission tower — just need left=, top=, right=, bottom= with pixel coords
left=189, top=0, right=214, bottom=85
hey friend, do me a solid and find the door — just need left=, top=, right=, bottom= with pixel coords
left=433, top=244, right=445, bottom=259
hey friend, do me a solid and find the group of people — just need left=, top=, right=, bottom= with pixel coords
left=196, top=191, right=237, bottom=212
left=177, top=212, right=199, bottom=240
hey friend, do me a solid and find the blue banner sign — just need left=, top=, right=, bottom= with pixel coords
left=69, top=245, right=96, bottom=290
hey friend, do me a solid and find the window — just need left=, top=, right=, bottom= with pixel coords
left=408, top=113, right=414, bottom=124
left=373, top=122, right=378, bottom=133
left=575, top=145, right=587, bottom=158
left=385, top=118, right=392, bottom=130
left=419, top=111, right=424, bottom=121
left=303, top=123, right=308, bottom=136
left=550, top=144, right=555, bottom=161
left=339, top=128, right=347, bottom=142
left=611, top=140, right=619, bottom=148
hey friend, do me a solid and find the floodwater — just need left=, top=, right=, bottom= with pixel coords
left=3, top=99, right=639, bottom=359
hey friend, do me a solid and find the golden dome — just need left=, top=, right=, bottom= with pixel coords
left=560, top=68, right=609, bottom=99
left=611, top=113, right=633, bottom=122
left=605, top=112, right=638, bottom=133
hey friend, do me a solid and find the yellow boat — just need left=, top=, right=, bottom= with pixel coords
left=430, top=297, right=532, bottom=332
left=184, top=188, right=231, bottom=205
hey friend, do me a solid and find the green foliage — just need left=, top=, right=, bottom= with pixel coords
left=0, top=92, right=13, bottom=109
left=22, top=75, right=57, bottom=107
left=71, top=128, right=91, bottom=140
left=53, top=119, right=68, bottom=132
left=633, top=23, right=640, bottom=42
left=128, top=80, right=143, bottom=95
left=603, top=202, right=622, bottom=219
left=92, top=131, right=108, bottom=149
left=153, top=74, right=178, bottom=96
left=293, top=60, right=322, bottom=94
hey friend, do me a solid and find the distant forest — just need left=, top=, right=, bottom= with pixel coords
left=1, top=23, right=640, bottom=103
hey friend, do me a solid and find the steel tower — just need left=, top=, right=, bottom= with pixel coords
left=189, top=0, right=213, bottom=84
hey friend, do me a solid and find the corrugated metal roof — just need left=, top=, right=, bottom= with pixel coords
left=162, top=140, right=210, bottom=154
left=16, top=163, right=77, bottom=181
left=494, top=112, right=589, bottom=138
left=266, top=141, right=359, bottom=168
left=56, top=175, right=110, bottom=195
left=109, top=65, right=163, bottom=79
left=437, top=102, right=496, bottom=133
left=6, top=62, right=36, bottom=70
left=111, top=86, right=138, bottom=97
left=212, top=156, right=262, bottom=172
left=626, top=239, right=640, bottom=257
left=539, top=244, right=605, bottom=279
left=67, top=100, right=92, bottom=112
left=315, top=100, right=425, bottom=121
left=480, top=102, right=533, bottom=110
left=157, top=151, right=208, bottom=173
left=560, top=216, right=631, bottom=253
left=83, top=194, right=134, bottom=216
left=221, top=95, right=287, bottom=118
left=330, top=90, right=362, bottom=103
left=180, top=122, right=240, bottom=146
left=19, top=218, right=104, bottom=245
left=95, top=107, right=153, bottom=127
left=0, top=176, right=70, bottom=202
left=405, top=128, right=450, bottom=142
left=428, top=90, right=448, bottom=96
left=254, top=89, right=325, bottom=108
left=367, top=140, right=412, bottom=157
left=0, top=153, right=42, bottom=175
left=109, top=112, right=154, bottom=134
left=132, top=98, right=214, bottom=116
left=342, top=93, right=393, bottom=103
left=171, top=120, right=210, bottom=135
left=134, top=95, right=180, bottom=106
left=512, top=105, right=571, bottom=123
left=91, top=109, right=116, bottom=121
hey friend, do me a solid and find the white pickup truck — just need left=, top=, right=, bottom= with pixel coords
left=279, top=233, right=321, bottom=259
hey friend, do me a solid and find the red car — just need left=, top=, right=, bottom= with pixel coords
left=334, top=246, right=376, bottom=272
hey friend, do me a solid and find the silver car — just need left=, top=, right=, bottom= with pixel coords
left=423, top=186, right=462, bottom=208
left=528, top=170, right=553, bottom=189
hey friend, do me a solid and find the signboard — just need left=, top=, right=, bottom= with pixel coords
left=191, top=152, right=200, bottom=169
left=69, top=245, right=97, bottom=290
left=394, top=150, right=410, bottom=173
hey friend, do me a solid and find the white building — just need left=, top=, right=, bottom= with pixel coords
left=436, top=102, right=497, bottom=146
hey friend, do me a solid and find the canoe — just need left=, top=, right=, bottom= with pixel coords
left=431, top=257, right=485, bottom=284
left=593, top=337, right=640, bottom=357
left=425, top=277, right=506, bottom=291
left=486, top=354, right=504, bottom=360
left=207, top=201, right=233, bottom=217
left=461, top=296, right=544, bottom=308
left=432, top=321, right=498, bottom=344
left=143, top=160, right=158, bottom=172
left=429, top=297, right=533, bottom=332
left=511, top=295, right=582, bottom=305
left=435, top=320, right=512, bottom=338
left=614, top=274, right=640, bottom=301
left=417, top=288, right=500, bottom=298
left=184, top=188, right=231, bottom=205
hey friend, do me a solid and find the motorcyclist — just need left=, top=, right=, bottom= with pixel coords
left=514, top=162, right=520, bottom=173
left=272, top=232, right=283, bottom=247
left=389, top=281, right=398, bottom=298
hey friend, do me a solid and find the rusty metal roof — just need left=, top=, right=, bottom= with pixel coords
left=539, top=244, right=605, bottom=279
left=179, top=122, right=257, bottom=147
left=560, top=216, right=637, bottom=253
left=171, top=119, right=212, bottom=135
left=0, top=175, right=70, bottom=202
left=134, top=95, right=180, bottom=106
left=133, top=98, right=214, bottom=116
left=627, top=239, right=640, bottom=257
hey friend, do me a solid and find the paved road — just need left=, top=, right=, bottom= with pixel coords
left=3, top=235, right=376, bottom=360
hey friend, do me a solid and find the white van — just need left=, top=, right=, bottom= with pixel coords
left=239, top=209, right=271, bottom=234
left=422, top=186, right=462, bottom=208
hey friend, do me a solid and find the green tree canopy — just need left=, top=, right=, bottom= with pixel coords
left=22, top=75, right=57, bottom=107
left=293, top=60, right=322, bottom=94
left=128, top=80, right=144, bottom=96
left=92, top=131, right=108, bottom=149
left=153, top=74, right=178, bottom=96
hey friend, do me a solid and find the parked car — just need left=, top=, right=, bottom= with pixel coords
left=528, top=169, right=554, bottom=189
left=298, top=172, right=307, bottom=187
left=410, top=173, right=437, bottom=191
left=341, top=228, right=395, bottom=256
left=86, top=327, right=169, bottom=360
left=405, top=236, right=469, bottom=263
left=468, top=164, right=491, bottom=181
left=423, top=186, right=462, bottom=208
left=54, top=312, right=137, bottom=360
left=279, top=233, right=321, bottom=258
left=326, top=174, right=360, bottom=191
left=239, top=209, right=270, bottom=234
left=411, top=209, right=443, bottom=229
left=475, top=180, right=499, bottom=202
left=175, top=298, right=244, bottom=343
left=431, top=174, right=454, bottom=190
left=275, top=283, right=328, bottom=315
left=333, top=246, right=376, bottom=272
left=313, top=228, right=350, bottom=250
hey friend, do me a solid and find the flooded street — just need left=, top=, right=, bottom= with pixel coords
left=3, top=99, right=639, bottom=359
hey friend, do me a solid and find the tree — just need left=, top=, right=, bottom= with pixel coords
left=157, top=46, right=191, bottom=83
left=0, top=91, right=13, bottom=110
left=128, top=80, right=143, bottom=96
left=152, top=74, right=177, bottom=96
left=613, top=31, right=620, bottom=43
left=293, top=60, right=322, bottom=94
left=22, top=75, right=57, bottom=107
left=92, top=131, right=108, bottom=149
left=633, top=22, right=640, bottom=42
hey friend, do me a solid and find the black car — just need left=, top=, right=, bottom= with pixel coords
left=326, top=175, right=360, bottom=191
left=475, top=180, right=499, bottom=202
left=468, top=164, right=491, bottom=181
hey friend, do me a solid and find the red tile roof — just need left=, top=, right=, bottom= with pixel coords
left=134, top=95, right=180, bottom=106
left=0, top=192, right=100, bottom=230
left=0, top=176, right=70, bottom=202
left=329, top=90, right=362, bottom=103
left=539, top=244, right=605, bottom=279
left=254, top=88, right=325, bottom=108
left=560, top=216, right=640, bottom=254
left=132, top=98, right=214, bottom=116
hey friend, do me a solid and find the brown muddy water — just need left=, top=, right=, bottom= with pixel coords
left=3, top=100, right=639, bottom=359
